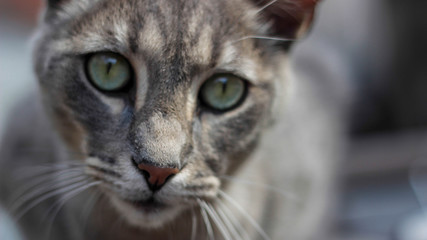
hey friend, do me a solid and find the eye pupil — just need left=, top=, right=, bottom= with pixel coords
left=220, top=78, right=227, bottom=94
left=106, top=62, right=113, bottom=74
left=86, top=52, right=131, bottom=91
left=199, top=74, right=246, bottom=111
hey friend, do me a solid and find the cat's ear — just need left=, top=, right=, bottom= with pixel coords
left=43, top=0, right=78, bottom=21
left=254, top=0, right=321, bottom=42
left=46, top=0, right=68, bottom=9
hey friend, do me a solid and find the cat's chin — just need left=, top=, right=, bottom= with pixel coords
left=109, top=195, right=185, bottom=228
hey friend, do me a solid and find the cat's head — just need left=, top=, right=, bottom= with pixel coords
left=33, top=0, right=319, bottom=228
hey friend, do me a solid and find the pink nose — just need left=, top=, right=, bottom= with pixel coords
left=137, top=163, right=179, bottom=191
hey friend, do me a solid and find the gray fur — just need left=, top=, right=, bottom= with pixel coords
left=0, top=0, right=345, bottom=239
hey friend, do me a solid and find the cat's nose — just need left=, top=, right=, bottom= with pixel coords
left=137, top=162, right=179, bottom=191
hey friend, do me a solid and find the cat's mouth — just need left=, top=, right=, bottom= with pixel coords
left=109, top=193, right=186, bottom=228
left=129, top=197, right=167, bottom=213
left=105, top=168, right=221, bottom=228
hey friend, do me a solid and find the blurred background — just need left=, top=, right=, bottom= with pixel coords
left=1, top=0, right=427, bottom=240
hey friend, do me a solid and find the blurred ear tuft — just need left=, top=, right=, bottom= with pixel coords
left=255, top=0, right=320, bottom=40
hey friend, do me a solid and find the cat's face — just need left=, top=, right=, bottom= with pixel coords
left=34, top=0, right=317, bottom=228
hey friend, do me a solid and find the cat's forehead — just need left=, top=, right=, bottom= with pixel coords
left=57, top=0, right=259, bottom=57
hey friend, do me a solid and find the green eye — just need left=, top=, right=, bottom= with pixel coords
left=86, top=52, right=131, bottom=91
left=199, top=74, right=246, bottom=111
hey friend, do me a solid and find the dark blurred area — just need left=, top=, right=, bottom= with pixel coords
left=335, top=1, right=427, bottom=240
left=1, top=0, right=427, bottom=240
left=351, top=1, right=427, bottom=135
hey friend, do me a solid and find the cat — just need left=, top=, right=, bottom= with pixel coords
left=0, top=0, right=346, bottom=239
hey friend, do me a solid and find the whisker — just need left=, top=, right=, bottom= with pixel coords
left=10, top=174, right=87, bottom=212
left=217, top=200, right=250, bottom=240
left=80, top=189, right=102, bottom=230
left=198, top=199, right=214, bottom=240
left=191, top=207, right=198, bottom=240
left=219, top=190, right=271, bottom=240
left=10, top=169, right=84, bottom=203
left=44, top=180, right=101, bottom=239
left=274, top=2, right=300, bottom=21
left=232, top=35, right=296, bottom=44
left=254, top=0, right=277, bottom=15
left=219, top=175, right=298, bottom=201
left=203, top=201, right=232, bottom=240
left=215, top=200, right=244, bottom=240
left=13, top=178, right=91, bottom=220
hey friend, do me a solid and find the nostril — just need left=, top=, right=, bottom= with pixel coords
left=141, top=169, right=151, bottom=181
left=134, top=160, right=180, bottom=191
